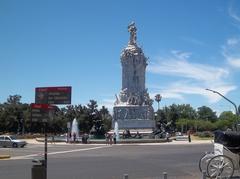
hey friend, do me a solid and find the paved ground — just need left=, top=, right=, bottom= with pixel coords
left=0, top=140, right=239, bottom=179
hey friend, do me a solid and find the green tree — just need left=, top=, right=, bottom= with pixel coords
left=177, top=104, right=197, bottom=120
left=0, top=95, right=31, bottom=133
left=218, top=111, right=236, bottom=121
left=99, top=106, right=112, bottom=133
left=166, top=104, right=179, bottom=131
left=197, top=106, right=217, bottom=122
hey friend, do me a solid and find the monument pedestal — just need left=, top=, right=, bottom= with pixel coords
left=113, top=105, right=155, bottom=129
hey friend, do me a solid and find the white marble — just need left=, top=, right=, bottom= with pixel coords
left=113, top=22, right=155, bottom=129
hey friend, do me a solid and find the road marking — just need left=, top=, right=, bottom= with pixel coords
left=10, top=146, right=111, bottom=160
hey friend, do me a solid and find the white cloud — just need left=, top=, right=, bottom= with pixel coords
left=227, top=38, right=239, bottom=46
left=227, top=57, right=240, bottom=67
left=148, top=58, right=228, bottom=83
left=229, top=5, right=240, bottom=22
left=171, top=50, right=191, bottom=60
left=148, top=51, right=236, bottom=103
left=223, top=37, right=240, bottom=68
left=150, top=81, right=236, bottom=103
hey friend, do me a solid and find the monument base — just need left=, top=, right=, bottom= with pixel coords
left=113, top=105, right=155, bottom=129
left=116, top=119, right=156, bottom=129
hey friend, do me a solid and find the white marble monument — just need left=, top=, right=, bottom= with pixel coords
left=113, top=22, right=155, bottom=129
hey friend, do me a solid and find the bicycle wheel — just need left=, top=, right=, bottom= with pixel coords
left=207, top=155, right=234, bottom=178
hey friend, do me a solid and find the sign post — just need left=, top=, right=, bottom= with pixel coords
left=32, top=86, right=71, bottom=179
left=31, top=103, right=56, bottom=178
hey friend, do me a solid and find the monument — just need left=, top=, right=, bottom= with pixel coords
left=113, top=22, right=155, bottom=129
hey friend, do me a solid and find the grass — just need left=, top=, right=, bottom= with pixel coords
left=192, top=135, right=213, bottom=140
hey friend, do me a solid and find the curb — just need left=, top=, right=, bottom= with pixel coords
left=35, top=138, right=170, bottom=144
left=0, top=155, right=11, bottom=159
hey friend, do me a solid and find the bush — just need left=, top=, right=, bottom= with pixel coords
left=195, top=131, right=213, bottom=138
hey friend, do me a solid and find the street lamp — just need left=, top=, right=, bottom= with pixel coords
left=155, top=94, right=162, bottom=111
left=206, top=88, right=240, bottom=131
left=205, top=88, right=239, bottom=116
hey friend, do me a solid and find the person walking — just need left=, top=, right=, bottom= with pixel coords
left=73, top=132, right=76, bottom=143
left=105, top=133, right=109, bottom=145
left=113, top=132, right=117, bottom=144
left=109, top=133, right=113, bottom=145
left=188, top=130, right=191, bottom=143
left=51, top=135, right=55, bottom=144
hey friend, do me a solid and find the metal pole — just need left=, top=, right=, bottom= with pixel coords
left=123, top=174, right=128, bottom=179
left=206, top=89, right=238, bottom=115
left=163, top=172, right=167, bottom=179
left=30, top=107, right=33, bottom=134
left=206, top=88, right=240, bottom=130
left=44, top=122, right=47, bottom=179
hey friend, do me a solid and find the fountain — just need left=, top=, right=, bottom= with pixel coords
left=71, top=118, right=80, bottom=141
left=114, top=121, right=119, bottom=140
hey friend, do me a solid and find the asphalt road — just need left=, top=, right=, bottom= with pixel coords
left=0, top=142, right=234, bottom=179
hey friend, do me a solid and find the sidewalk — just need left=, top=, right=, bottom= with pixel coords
left=24, top=138, right=212, bottom=145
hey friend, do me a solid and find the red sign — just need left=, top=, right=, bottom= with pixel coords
left=36, top=86, right=71, bottom=92
left=35, top=86, right=71, bottom=104
left=31, top=103, right=56, bottom=122
left=31, top=103, right=56, bottom=110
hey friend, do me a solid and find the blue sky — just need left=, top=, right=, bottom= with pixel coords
left=1, top=0, right=240, bottom=114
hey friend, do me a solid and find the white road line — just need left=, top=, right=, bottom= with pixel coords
left=10, top=146, right=111, bottom=160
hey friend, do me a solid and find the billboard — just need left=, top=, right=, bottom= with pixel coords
left=35, top=86, right=71, bottom=104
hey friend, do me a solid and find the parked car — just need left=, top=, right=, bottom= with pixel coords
left=175, top=132, right=188, bottom=141
left=0, top=135, right=27, bottom=148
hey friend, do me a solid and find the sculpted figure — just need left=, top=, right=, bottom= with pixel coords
left=119, top=88, right=128, bottom=103
left=128, top=22, right=137, bottom=45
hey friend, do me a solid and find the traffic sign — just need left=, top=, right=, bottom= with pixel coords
left=31, top=103, right=56, bottom=122
left=35, top=86, right=71, bottom=104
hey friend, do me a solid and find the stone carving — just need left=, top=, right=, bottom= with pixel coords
left=143, top=90, right=153, bottom=106
left=113, top=22, right=155, bottom=129
left=127, top=93, right=139, bottom=105
left=128, top=22, right=137, bottom=45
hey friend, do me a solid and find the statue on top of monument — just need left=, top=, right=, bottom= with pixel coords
left=128, top=22, right=137, bottom=45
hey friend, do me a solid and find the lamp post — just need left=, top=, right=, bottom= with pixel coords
left=205, top=88, right=240, bottom=131
left=155, top=94, right=162, bottom=111
left=205, top=89, right=239, bottom=116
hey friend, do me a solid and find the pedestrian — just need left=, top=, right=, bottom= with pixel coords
left=73, top=132, right=76, bottom=143
left=69, top=132, right=72, bottom=143
left=188, top=130, right=191, bottom=143
left=113, top=132, right=117, bottom=144
left=105, top=133, right=109, bottom=145
left=109, top=133, right=113, bottom=145
left=51, top=135, right=55, bottom=144
left=166, top=132, right=170, bottom=142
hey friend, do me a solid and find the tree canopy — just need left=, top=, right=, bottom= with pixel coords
left=0, top=94, right=239, bottom=135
